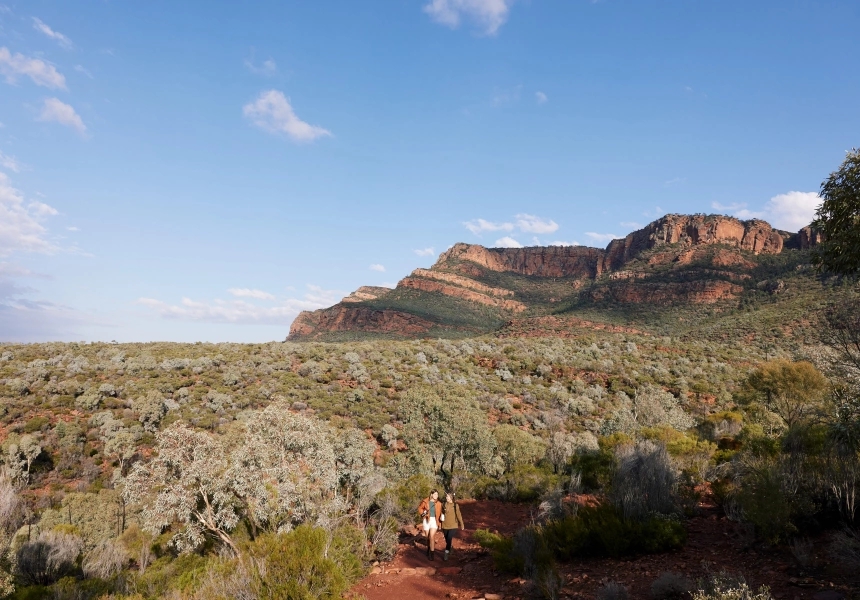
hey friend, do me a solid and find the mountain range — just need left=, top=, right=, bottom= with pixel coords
left=288, top=214, right=828, bottom=343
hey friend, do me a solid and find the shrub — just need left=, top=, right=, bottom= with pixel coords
left=611, top=441, right=678, bottom=520
left=541, top=504, right=686, bottom=559
left=597, top=581, right=629, bottom=600
left=734, top=461, right=795, bottom=543
left=651, top=571, right=693, bottom=600
left=477, top=504, right=686, bottom=570
left=693, top=572, right=773, bottom=600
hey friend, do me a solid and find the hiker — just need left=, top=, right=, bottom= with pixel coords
left=417, top=489, right=442, bottom=560
left=440, top=491, right=465, bottom=561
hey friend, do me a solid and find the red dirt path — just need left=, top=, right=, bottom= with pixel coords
left=349, top=499, right=857, bottom=600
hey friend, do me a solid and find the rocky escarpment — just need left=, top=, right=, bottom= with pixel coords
left=288, top=305, right=435, bottom=339
left=287, top=214, right=820, bottom=340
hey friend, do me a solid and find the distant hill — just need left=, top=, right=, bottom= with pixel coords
left=288, top=214, right=830, bottom=342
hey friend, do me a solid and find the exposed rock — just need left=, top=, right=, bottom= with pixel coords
left=287, top=213, right=813, bottom=340
left=797, top=225, right=823, bottom=250
left=341, top=286, right=393, bottom=303
left=437, top=243, right=605, bottom=278
left=591, top=280, right=744, bottom=305
left=398, top=277, right=526, bottom=312
left=289, top=306, right=434, bottom=339
left=603, top=214, right=783, bottom=271
left=410, top=268, right=515, bottom=297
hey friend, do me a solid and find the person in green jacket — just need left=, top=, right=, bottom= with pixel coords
left=440, top=491, right=465, bottom=561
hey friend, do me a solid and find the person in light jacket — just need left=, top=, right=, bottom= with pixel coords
left=417, top=489, right=441, bottom=560
left=440, top=491, right=465, bottom=561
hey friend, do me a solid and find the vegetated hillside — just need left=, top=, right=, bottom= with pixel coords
left=289, top=213, right=829, bottom=342
left=0, top=304, right=857, bottom=597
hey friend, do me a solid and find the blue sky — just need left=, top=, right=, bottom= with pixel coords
left=1, top=0, right=858, bottom=342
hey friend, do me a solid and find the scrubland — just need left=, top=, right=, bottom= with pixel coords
left=0, top=315, right=857, bottom=599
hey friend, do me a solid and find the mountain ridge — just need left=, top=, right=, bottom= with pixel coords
left=288, top=213, right=822, bottom=341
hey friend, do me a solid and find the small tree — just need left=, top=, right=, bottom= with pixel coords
left=124, top=423, right=240, bottom=555
left=745, top=360, right=829, bottom=428
left=812, top=148, right=860, bottom=277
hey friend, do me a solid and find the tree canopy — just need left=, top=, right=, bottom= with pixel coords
left=813, top=148, right=860, bottom=277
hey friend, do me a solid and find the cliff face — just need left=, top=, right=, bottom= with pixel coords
left=436, top=244, right=606, bottom=278
left=287, top=214, right=818, bottom=340
left=288, top=305, right=434, bottom=339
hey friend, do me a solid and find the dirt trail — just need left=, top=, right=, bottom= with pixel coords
left=349, top=499, right=856, bottom=600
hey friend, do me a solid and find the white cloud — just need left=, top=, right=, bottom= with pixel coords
left=585, top=232, right=621, bottom=244
left=515, top=213, right=558, bottom=234
left=414, top=247, right=435, bottom=257
left=549, top=240, right=579, bottom=247
left=370, top=264, right=386, bottom=272
left=764, top=192, right=821, bottom=230
left=74, top=64, right=93, bottom=79
left=0, top=172, right=59, bottom=256
left=243, top=90, right=331, bottom=142
left=0, top=151, right=21, bottom=173
left=0, top=47, right=66, bottom=89
left=37, top=98, right=87, bottom=135
left=712, top=191, right=821, bottom=232
left=66, top=226, right=79, bottom=231
left=245, top=57, right=277, bottom=76
left=464, top=218, right=514, bottom=235
left=491, top=85, right=522, bottom=107
left=494, top=236, right=523, bottom=248
left=423, top=0, right=514, bottom=35
left=228, top=287, right=275, bottom=301
left=620, top=221, right=643, bottom=230
left=535, top=91, right=547, bottom=104
left=664, top=177, right=684, bottom=187
left=138, top=284, right=341, bottom=325
left=32, top=17, right=73, bottom=49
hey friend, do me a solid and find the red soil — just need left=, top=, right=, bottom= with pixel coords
left=349, top=499, right=857, bottom=600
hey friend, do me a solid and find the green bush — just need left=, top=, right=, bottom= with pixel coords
left=476, top=504, right=686, bottom=570
left=242, top=525, right=364, bottom=600
left=473, top=464, right=561, bottom=502
left=570, top=448, right=616, bottom=491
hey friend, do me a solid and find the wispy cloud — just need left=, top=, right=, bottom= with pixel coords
left=494, top=236, right=523, bottom=248
left=74, top=64, right=93, bottom=79
left=549, top=240, right=579, bottom=247
left=491, top=84, right=522, bottom=107
left=228, top=287, right=275, bottom=301
left=516, top=213, right=558, bottom=234
left=369, top=264, right=386, bottom=272
left=423, top=0, right=515, bottom=35
left=243, top=90, right=331, bottom=142
left=0, top=47, right=66, bottom=89
left=245, top=56, right=277, bottom=76
left=32, top=17, right=73, bottom=49
left=464, top=218, right=514, bottom=235
left=465, top=213, right=559, bottom=236
left=664, top=177, right=684, bottom=187
left=620, top=221, right=643, bottom=230
left=414, top=247, right=435, bottom=257
left=712, top=191, right=821, bottom=231
left=138, top=284, right=341, bottom=325
left=37, top=98, right=87, bottom=136
left=0, top=151, right=22, bottom=173
left=535, top=91, right=548, bottom=105
left=584, top=232, right=621, bottom=244
left=0, top=172, right=59, bottom=256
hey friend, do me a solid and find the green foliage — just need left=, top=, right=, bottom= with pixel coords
left=812, top=148, right=860, bottom=277
left=541, top=504, right=686, bottom=559
left=493, top=424, right=547, bottom=472
left=475, top=504, right=686, bottom=577
left=743, top=360, right=829, bottom=427
left=570, top=447, right=616, bottom=491
left=473, top=464, right=561, bottom=502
